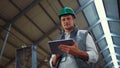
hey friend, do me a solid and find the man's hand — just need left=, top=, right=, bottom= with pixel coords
left=52, top=54, right=61, bottom=66
left=58, top=42, right=88, bottom=61
left=58, top=42, right=79, bottom=55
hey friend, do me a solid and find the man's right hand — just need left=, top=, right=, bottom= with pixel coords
left=52, top=54, right=61, bottom=66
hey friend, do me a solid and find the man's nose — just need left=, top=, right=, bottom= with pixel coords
left=64, top=19, right=69, bottom=23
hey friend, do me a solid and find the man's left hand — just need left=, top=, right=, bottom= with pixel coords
left=58, top=42, right=80, bottom=56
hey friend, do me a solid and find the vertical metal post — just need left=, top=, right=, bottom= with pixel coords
left=32, top=45, right=37, bottom=68
left=16, top=49, right=22, bottom=68
left=0, top=24, right=12, bottom=59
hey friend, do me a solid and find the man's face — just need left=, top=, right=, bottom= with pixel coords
left=60, top=15, right=75, bottom=31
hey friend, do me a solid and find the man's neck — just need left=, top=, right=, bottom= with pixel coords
left=65, top=29, right=73, bottom=33
left=64, top=27, right=74, bottom=33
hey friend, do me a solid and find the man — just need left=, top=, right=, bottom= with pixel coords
left=49, top=7, right=98, bottom=68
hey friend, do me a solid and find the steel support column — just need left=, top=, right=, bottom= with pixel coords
left=0, top=24, right=12, bottom=60
left=32, top=45, right=37, bottom=68
left=16, top=45, right=37, bottom=68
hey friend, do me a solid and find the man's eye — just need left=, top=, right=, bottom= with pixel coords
left=62, top=19, right=65, bottom=21
left=67, top=18, right=70, bottom=20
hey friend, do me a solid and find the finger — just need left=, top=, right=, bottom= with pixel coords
left=73, top=42, right=78, bottom=47
left=66, top=49, right=70, bottom=54
left=61, top=48, right=69, bottom=54
left=58, top=45, right=70, bottom=53
left=55, top=54, right=61, bottom=57
left=59, top=44, right=70, bottom=49
left=59, top=46, right=68, bottom=51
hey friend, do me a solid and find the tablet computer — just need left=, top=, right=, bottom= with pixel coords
left=48, top=39, right=74, bottom=54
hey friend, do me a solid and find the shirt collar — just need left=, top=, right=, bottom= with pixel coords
left=60, top=26, right=78, bottom=39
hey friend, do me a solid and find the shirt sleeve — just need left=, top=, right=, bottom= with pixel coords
left=86, top=33, right=99, bottom=63
left=49, top=54, right=56, bottom=68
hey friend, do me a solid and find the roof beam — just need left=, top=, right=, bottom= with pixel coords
left=76, top=0, right=81, bottom=6
left=75, top=0, right=94, bottom=14
left=118, top=0, right=120, bottom=17
left=0, top=36, right=18, bottom=48
left=9, top=0, right=50, bottom=55
left=58, top=0, right=64, bottom=8
left=3, top=57, right=15, bottom=68
left=37, top=45, right=50, bottom=56
left=38, top=3, right=61, bottom=31
left=0, top=25, right=28, bottom=45
left=3, top=0, right=41, bottom=28
left=25, top=15, right=52, bottom=41
left=12, top=25, right=33, bottom=42
left=1, top=0, right=42, bottom=42
left=10, top=0, right=53, bottom=42
left=34, top=24, right=60, bottom=44
left=0, top=16, right=9, bottom=22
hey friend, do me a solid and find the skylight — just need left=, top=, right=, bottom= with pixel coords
left=94, top=0, right=119, bottom=67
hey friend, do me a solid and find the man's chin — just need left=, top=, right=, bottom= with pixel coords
left=65, top=27, right=74, bottom=31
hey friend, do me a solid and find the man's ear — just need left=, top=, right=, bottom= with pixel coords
left=73, top=18, right=76, bottom=24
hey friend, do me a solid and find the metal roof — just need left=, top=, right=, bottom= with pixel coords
left=0, top=0, right=120, bottom=68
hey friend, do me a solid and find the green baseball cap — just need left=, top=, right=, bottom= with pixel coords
left=59, top=7, right=76, bottom=18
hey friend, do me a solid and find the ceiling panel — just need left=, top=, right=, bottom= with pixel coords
left=10, top=28, right=32, bottom=45
left=102, top=48, right=110, bottom=57
left=26, top=5, right=55, bottom=33
left=37, top=51, right=45, bottom=60
left=61, top=0, right=79, bottom=10
left=112, top=37, right=120, bottom=45
left=0, top=30, right=8, bottom=40
left=117, top=55, right=120, bottom=62
left=12, top=0, right=33, bottom=10
left=105, top=56, right=112, bottom=64
left=108, top=63, right=114, bottom=68
left=39, top=38, right=51, bottom=53
left=47, top=0, right=62, bottom=13
left=0, top=39, right=3, bottom=50
left=76, top=12, right=88, bottom=29
left=5, top=63, right=15, bottom=68
left=98, top=38, right=107, bottom=50
left=0, top=0, right=120, bottom=68
left=109, top=22, right=120, bottom=35
left=83, top=2, right=99, bottom=26
left=2, top=43, right=16, bottom=58
left=0, top=20, right=6, bottom=26
left=115, top=47, right=120, bottom=55
left=78, top=0, right=90, bottom=6
left=14, top=15, right=43, bottom=41
left=37, top=46, right=49, bottom=57
left=0, top=0, right=19, bottom=20
left=91, top=24, right=104, bottom=40
left=0, top=56, right=9, bottom=66
left=7, top=31, right=29, bottom=48
left=49, top=29, right=60, bottom=40
left=40, top=0, right=60, bottom=23
left=103, top=0, right=119, bottom=19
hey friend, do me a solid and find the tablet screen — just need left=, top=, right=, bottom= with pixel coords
left=48, top=39, right=74, bottom=54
